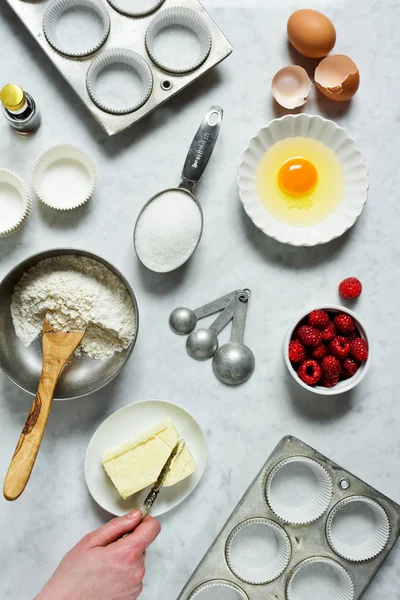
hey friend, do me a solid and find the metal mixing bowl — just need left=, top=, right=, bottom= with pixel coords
left=0, top=248, right=139, bottom=400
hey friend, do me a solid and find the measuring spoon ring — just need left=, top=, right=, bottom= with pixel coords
left=186, top=294, right=238, bottom=361
left=213, top=290, right=255, bottom=385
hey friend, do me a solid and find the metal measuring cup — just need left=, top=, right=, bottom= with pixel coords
left=212, top=290, right=255, bottom=385
left=133, top=106, right=223, bottom=273
left=169, top=290, right=240, bottom=336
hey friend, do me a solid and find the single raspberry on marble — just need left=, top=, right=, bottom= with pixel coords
left=298, top=360, right=322, bottom=386
left=321, top=356, right=341, bottom=379
left=334, top=313, right=356, bottom=335
left=350, top=337, right=369, bottom=362
left=339, top=277, right=362, bottom=300
left=329, top=336, right=351, bottom=360
left=307, top=310, right=330, bottom=330
left=297, top=325, right=323, bottom=347
left=288, top=340, right=307, bottom=363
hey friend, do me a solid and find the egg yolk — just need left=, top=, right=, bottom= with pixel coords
left=278, top=157, right=318, bottom=197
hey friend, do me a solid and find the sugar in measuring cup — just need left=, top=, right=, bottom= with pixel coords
left=134, top=106, right=223, bottom=273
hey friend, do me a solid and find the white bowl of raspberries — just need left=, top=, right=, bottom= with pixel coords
left=285, top=305, right=370, bottom=395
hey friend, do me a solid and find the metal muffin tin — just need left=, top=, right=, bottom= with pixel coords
left=178, top=435, right=400, bottom=600
left=5, top=0, right=232, bottom=136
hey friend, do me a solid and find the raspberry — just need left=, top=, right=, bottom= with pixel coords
left=288, top=340, right=306, bottom=363
left=334, top=313, right=355, bottom=335
left=298, top=360, right=322, bottom=386
left=321, top=375, right=340, bottom=388
left=342, top=357, right=360, bottom=378
left=328, top=336, right=350, bottom=359
left=321, top=321, right=336, bottom=342
left=350, top=338, right=369, bottom=362
left=297, top=325, right=322, bottom=347
left=308, top=310, right=330, bottom=330
left=321, top=356, right=341, bottom=379
left=339, top=277, right=362, bottom=300
left=311, top=344, right=328, bottom=361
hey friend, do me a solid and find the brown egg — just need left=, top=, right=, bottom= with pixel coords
left=315, top=55, right=360, bottom=101
left=287, top=9, right=336, bottom=58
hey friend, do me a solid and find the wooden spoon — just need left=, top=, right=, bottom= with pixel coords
left=3, top=319, right=84, bottom=501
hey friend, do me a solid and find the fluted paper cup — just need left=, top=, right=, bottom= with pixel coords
left=33, top=144, right=97, bottom=210
left=286, top=557, right=354, bottom=600
left=266, top=456, right=333, bottom=525
left=225, top=518, right=291, bottom=585
left=326, top=495, right=390, bottom=562
left=145, top=6, right=212, bottom=74
left=0, top=169, right=32, bottom=237
left=189, top=580, right=249, bottom=600
left=106, top=0, right=165, bottom=18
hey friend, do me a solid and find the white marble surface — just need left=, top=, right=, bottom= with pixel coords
left=0, top=1, right=399, bottom=598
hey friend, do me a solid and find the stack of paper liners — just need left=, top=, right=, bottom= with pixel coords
left=101, top=420, right=197, bottom=500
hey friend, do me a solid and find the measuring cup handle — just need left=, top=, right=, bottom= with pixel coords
left=179, top=106, right=223, bottom=192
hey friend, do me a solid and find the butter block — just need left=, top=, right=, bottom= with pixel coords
left=101, top=420, right=197, bottom=500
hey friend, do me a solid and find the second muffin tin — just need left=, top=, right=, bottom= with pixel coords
left=178, top=435, right=400, bottom=600
left=6, top=0, right=232, bottom=135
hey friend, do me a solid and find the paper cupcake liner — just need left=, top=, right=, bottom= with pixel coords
left=326, top=495, right=390, bottom=562
left=145, top=6, right=212, bottom=74
left=33, top=144, right=97, bottom=210
left=0, top=169, right=32, bottom=237
left=225, top=518, right=291, bottom=585
left=189, top=580, right=249, bottom=600
left=286, top=557, right=354, bottom=600
left=86, top=48, right=153, bottom=114
left=43, top=0, right=110, bottom=58
left=266, top=456, right=333, bottom=525
left=106, top=0, right=165, bottom=18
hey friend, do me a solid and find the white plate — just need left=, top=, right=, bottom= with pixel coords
left=238, top=114, right=369, bottom=247
left=85, top=399, right=207, bottom=517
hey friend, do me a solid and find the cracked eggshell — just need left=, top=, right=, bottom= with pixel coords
left=271, top=66, right=312, bottom=110
left=315, top=54, right=360, bottom=102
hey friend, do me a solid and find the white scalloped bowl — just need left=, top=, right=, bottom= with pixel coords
left=238, top=115, right=369, bottom=247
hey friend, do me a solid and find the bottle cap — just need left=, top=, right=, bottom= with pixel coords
left=0, top=84, right=26, bottom=111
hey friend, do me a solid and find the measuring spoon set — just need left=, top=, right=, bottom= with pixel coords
left=169, top=290, right=255, bottom=386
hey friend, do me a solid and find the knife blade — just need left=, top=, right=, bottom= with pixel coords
left=139, top=439, right=186, bottom=518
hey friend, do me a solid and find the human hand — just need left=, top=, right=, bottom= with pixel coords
left=35, top=509, right=161, bottom=600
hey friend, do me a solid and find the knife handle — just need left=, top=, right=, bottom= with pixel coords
left=139, top=487, right=160, bottom=519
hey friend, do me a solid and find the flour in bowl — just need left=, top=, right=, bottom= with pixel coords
left=11, top=255, right=136, bottom=360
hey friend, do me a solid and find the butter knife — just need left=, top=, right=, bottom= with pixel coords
left=139, top=439, right=186, bottom=518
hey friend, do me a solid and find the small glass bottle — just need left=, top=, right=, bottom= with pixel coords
left=0, top=84, right=41, bottom=135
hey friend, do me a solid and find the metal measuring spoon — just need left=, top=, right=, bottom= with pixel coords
left=186, top=294, right=238, bottom=361
left=169, top=290, right=239, bottom=335
left=212, top=290, right=255, bottom=385
left=133, top=106, right=223, bottom=273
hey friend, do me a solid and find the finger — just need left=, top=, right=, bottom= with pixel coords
left=115, top=516, right=161, bottom=553
left=82, top=510, right=143, bottom=548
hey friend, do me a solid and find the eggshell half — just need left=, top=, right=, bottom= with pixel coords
left=287, top=9, right=336, bottom=58
left=315, top=55, right=360, bottom=102
left=272, top=66, right=312, bottom=110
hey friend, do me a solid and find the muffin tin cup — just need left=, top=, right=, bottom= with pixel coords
left=266, top=456, right=333, bottom=525
left=286, top=557, right=354, bottom=600
left=106, top=0, right=165, bottom=18
left=188, top=580, right=249, bottom=600
left=326, top=496, right=390, bottom=562
left=225, top=518, right=291, bottom=585
left=33, top=144, right=97, bottom=210
left=145, top=6, right=212, bottom=74
left=43, top=0, right=111, bottom=58
left=86, top=48, right=153, bottom=114
left=0, top=169, right=32, bottom=237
